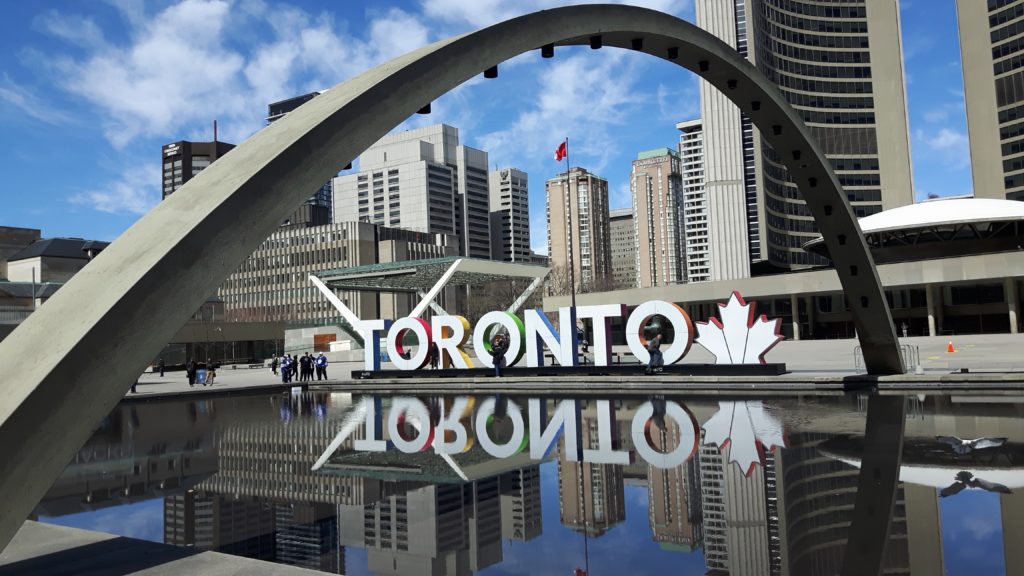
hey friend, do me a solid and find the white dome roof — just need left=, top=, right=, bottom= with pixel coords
left=858, top=197, right=1024, bottom=234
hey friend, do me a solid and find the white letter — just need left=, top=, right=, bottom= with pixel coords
left=386, top=317, right=431, bottom=370
left=431, top=315, right=473, bottom=369
left=353, top=397, right=390, bottom=452
left=576, top=304, right=626, bottom=366
left=625, top=300, right=694, bottom=364
left=475, top=397, right=526, bottom=458
left=524, top=307, right=579, bottom=367
left=435, top=397, right=471, bottom=454
left=582, top=400, right=631, bottom=465
left=528, top=398, right=580, bottom=460
left=359, top=319, right=392, bottom=371
left=631, top=401, right=699, bottom=469
left=388, top=398, right=433, bottom=453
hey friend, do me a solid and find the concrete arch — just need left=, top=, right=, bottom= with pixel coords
left=0, top=4, right=902, bottom=549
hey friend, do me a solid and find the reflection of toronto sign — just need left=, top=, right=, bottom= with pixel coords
left=312, top=396, right=786, bottom=476
left=346, top=291, right=782, bottom=371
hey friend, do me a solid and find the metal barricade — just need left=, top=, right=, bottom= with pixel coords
left=853, top=344, right=919, bottom=374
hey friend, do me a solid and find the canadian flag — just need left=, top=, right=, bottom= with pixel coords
left=554, top=140, right=568, bottom=162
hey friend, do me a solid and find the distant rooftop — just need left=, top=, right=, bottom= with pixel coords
left=8, top=238, right=109, bottom=263
left=636, top=147, right=679, bottom=160
left=609, top=208, right=633, bottom=219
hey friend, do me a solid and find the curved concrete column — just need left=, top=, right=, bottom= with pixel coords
left=0, top=4, right=903, bottom=550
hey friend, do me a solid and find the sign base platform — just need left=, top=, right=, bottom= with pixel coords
left=352, top=363, right=787, bottom=380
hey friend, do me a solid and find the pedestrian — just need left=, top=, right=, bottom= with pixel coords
left=316, top=352, right=328, bottom=380
left=186, top=358, right=196, bottom=387
left=901, top=321, right=909, bottom=338
left=158, top=358, right=165, bottom=377
left=207, top=364, right=217, bottom=386
left=280, top=355, right=290, bottom=383
left=271, top=356, right=278, bottom=375
left=429, top=341, right=440, bottom=370
left=645, top=331, right=664, bottom=375
left=305, top=353, right=314, bottom=382
left=489, top=333, right=508, bottom=377
left=299, top=353, right=309, bottom=382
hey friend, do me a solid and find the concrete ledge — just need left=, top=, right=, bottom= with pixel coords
left=122, top=382, right=309, bottom=402
left=0, top=521, right=324, bottom=576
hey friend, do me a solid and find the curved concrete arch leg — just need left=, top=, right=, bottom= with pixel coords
left=0, top=3, right=902, bottom=551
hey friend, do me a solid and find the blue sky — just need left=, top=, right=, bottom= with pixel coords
left=0, top=0, right=971, bottom=253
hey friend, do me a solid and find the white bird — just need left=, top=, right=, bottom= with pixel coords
left=935, top=436, right=1007, bottom=455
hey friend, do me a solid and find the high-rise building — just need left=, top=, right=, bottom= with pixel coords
left=646, top=419, right=701, bottom=550
left=546, top=167, right=612, bottom=292
left=499, top=467, right=543, bottom=542
left=609, top=208, right=637, bottom=290
left=161, top=140, right=235, bottom=200
left=488, top=168, right=531, bottom=262
left=631, top=148, right=686, bottom=288
left=334, top=124, right=492, bottom=259
left=957, top=0, right=1024, bottom=201
left=696, top=0, right=914, bottom=270
left=557, top=410, right=626, bottom=537
left=677, top=121, right=712, bottom=283
left=267, top=92, right=334, bottom=226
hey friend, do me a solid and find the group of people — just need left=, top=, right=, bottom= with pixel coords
left=273, top=352, right=328, bottom=383
left=185, top=358, right=216, bottom=386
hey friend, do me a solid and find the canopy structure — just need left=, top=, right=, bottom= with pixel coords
left=319, top=256, right=549, bottom=293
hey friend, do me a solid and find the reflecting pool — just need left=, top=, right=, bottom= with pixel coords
left=34, top=390, right=1024, bottom=575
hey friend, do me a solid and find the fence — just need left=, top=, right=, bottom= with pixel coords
left=853, top=344, right=920, bottom=374
left=0, top=306, right=32, bottom=325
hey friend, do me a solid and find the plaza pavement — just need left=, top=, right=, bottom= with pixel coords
left=124, top=333, right=1024, bottom=399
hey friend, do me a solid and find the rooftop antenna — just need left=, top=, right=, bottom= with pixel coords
left=213, top=119, right=218, bottom=144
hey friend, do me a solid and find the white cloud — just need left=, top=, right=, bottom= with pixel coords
left=916, top=126, right=970, bottom=170
left=657, top=78, right=700, bottom=124
left=420, top=0, right=691, bottom=30
left=476, top=50, right=645, bottom=175
left=34, top=10, right=107, bottom=50
left=0, top=74, right=72, bottom=125
left=70, top=163, right=161, bottom=215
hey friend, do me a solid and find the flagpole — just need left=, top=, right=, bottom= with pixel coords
left=564, top=138, right=576, bottom=312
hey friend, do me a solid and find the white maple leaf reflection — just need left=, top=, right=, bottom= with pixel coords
left=696, top=292, right=784, bottom=364
left=702, top=401, right=786, bottom=476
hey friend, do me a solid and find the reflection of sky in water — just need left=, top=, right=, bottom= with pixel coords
left=38, top=499, right=164, bottom=544
left=941, top=490, right=1005, bottom=575
left=475, top=462, right=706, bottom=576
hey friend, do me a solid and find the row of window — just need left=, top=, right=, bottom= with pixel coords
left=761, top=21, right=870, bottom=50
left=764, top=39, right=871, bottom=64
left=766, top=0, right=866, bottom=19
left=762, top=5, right=868, bottom=35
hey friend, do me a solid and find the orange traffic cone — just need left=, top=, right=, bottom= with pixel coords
left=947, top=341, right=955, bottom=353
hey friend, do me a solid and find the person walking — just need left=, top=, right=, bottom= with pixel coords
left=207, top=364, right=217, bottom=386
left=299, top=353, right=310, bottom=382
left=429, top=341, right=440, bottom=370
left=489, top=333, right=509, bottom=377
left=271, top=356, right=278, bottom=376
left=186, top=359, right=196, bottom=387
left=158, top=358, right=165, bottom=377
left=315, top=353, right=328, bottom=380
left=645, top=331, right=664, bottom=375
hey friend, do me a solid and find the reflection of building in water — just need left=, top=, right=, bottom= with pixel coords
left=275, top=502, right=342, bottom=573
left=557, top=412, right=626, bottom=537
left=698, top=436, right=779, bottom=575
left=163, top=491, right=276, bottom=561
left=646, top=419, right=702, bottom=550
left=36, top=400, right=218, bottom=518
left=499, top=466, right=542, bottom=542
left=778, top=433, right=919, bottom=575
left=338, top=478, right=504, bottom=576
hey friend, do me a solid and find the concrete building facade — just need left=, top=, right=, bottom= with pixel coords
left=609, top=208, right=637, bottom=290
left=632, top=148, right=686, bottom=288
left=334, top=124, right=492, bottom=260
left=161, top=140, right=235, bottom=200
left=957, top=0, right=1024, bottom=201
left=696, top=0, right=915, bottom=270
left=488, top=167, right=531, bottom=262
left=677, top=120, right=712, bottom=283
left=546, top=167, right=612, bottom=291
left=267, top=92, right=335, bottom=227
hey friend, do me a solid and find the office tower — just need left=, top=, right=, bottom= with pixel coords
left=631, top=148, right=686, bottom=287
left=546, top=167, right=612, bottom=291
left=488, top=168, right=532, bottom=262
left=957, top=1, right=1024, bottom=201
left=499, top=467, right=543, bottom=541
left=161, top=140, right=235, bottom=200
left=646, top=419, right=701, bottom=550
left=267, top=92, right=334, bottom=226
left=215, top=221, right=456, bottom=323
left=677, top=120, right=711, bottom=283
left=275, top=503, right=342, bottom=573
left=557, top=409, right=625, bottom=537
left=609, top=208, right=637, bottom=290
left=163, top=493, right=276, bottom=561
left=696, top=0, right=914, bottom=270
left=334, top=124, right=492, bottom=259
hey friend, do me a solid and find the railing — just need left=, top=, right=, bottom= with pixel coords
left=0, top=306, right=32, bottom=325
left=853, top=343, right=920, bottom=374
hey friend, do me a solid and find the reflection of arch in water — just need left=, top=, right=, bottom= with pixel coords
left=0, top=4, right=903, bottom=549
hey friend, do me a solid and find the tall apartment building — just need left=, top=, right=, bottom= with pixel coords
left=609, top=208, right=637, bottom=290
left=267, top=92, right=333, bottom=226
left=546, top=167, right=612, bottom=291
left=957, top=0, right=1024, bottom=201
left=631, top=148, right=686, bottom=288
left=161, top=140, right=235, bottom=200
left=677, top=120, right=712, bottom=283
left=556, top=412, right=626, bottom=537
left=488, top=167, right=531, bottom=262
left=215, top=221, right=456, bottom=323
left=499, top=467, right=543, bottom=542
left=646, top=419, right=701, bottom=549
left=334, top=124, right=492, bottom=259
left=696, top=0, right=914, bottom=270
